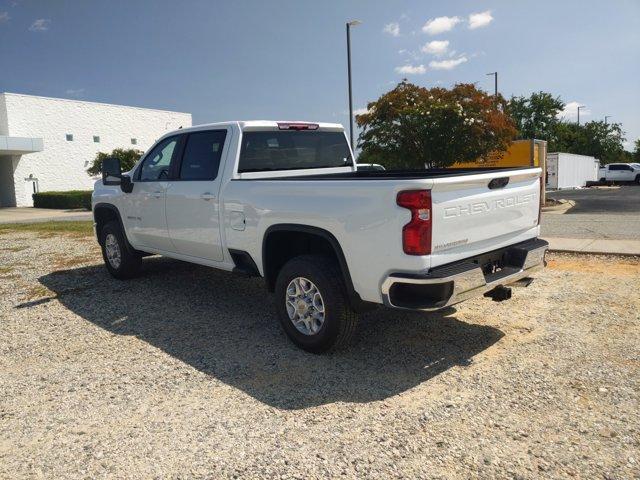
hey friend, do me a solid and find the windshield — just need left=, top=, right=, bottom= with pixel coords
left=238, top=131, right=352, bottom=173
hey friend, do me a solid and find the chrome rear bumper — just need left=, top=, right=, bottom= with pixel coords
left=381, top=238, right=548, bottom=311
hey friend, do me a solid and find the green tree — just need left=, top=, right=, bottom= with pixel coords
left=507, top=92, right=564, bottom=142
left=634, top=139, right=640, bottom=162
left=552, top=121, right=626, bottom=165
left=86, top=148, right=143, bottom=176
left=356, top=81, right=516, bottom=169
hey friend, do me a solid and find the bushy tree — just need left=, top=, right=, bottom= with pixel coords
left=633, top=139, right=640, bottom=162
left=86, top=148, right=143, bottom=176
left=552, top=121, right=626, bottom=165
left=356, top=81, right=517, bottom=169
left=506, top=92, right=564, bottom=142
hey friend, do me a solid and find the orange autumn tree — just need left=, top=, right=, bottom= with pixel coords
left=356, top=81, right=517, bottom=169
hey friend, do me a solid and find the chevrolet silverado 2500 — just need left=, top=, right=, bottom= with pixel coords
left=93, top=121, right=548, bottom=352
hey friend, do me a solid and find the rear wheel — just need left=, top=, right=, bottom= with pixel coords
left=274, top=254, right=358, bottom=353
left=99, top=221, right=142, bottom=279
left=635, top=174, right=640, bottom=185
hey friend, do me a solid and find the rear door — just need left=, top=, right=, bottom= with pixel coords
left=165, top=128, right=230, bottom=261
left=429, top=169, right=541, bottom=264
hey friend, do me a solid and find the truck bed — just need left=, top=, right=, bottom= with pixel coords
left=242, top=167, right=532, bottom=181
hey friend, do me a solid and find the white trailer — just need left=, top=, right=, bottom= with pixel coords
left=546, top=152, right=599, bottom=189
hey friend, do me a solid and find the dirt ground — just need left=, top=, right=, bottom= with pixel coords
left=1, top=228, right=639, bottom=479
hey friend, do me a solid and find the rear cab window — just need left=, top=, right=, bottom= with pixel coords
left=238, top=127, right=353, bottom=175
left=179, top=130, right=227, bottom=180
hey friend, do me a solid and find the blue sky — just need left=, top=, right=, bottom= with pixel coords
left=1, top=0, right=639, bottom=149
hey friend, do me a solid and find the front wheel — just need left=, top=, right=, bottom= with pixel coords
left=274, top=254, right=359, bottom=353
left=99, top=221, right=142, bottom=279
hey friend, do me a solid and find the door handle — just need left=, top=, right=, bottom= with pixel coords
left=152, top=191, right=163, bottom=199
left=200, top=192, right=216, bottom=201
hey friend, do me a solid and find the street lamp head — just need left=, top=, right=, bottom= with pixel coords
left=347, top=20, right=362, bottom=27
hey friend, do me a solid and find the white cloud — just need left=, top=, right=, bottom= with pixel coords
left=0, top=12, right=9, bottom=23
left=468, top=10, right=493, bottom=29
left=395, top=64, right=427, bottom=75
left=421, top=40, right=449, bottom=56
left=429, top=56, right=468, bottom=70
left=65, top=88, right=85, bottom=98
left=29, top=18, right=50, bottom=31
left=558, top=101, right=590, bottom=120
left=422, top=16, right=461, bottom=35
left=383, top=22, right=400, bottom=37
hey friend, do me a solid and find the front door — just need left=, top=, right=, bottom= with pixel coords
left=165, top=129, right=229, bottom=261
left=124, top=135, right=180, bottom=252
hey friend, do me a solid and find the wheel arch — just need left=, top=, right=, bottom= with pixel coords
left=93, top=202, right=138, bottom=254
left=261, top=224, right=373, bottom=312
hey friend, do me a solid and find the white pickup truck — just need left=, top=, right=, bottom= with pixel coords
left=598, top=163, right=640, bottom=183
left=93, top=121, right=548, bottom=352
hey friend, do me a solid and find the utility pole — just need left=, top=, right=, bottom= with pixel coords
left=604, top=115, right=611, bottom=125
left=486, top=72, right=498, bottom=96
left=346, top=20, right=361, bottom=151
left=577, top=105, right=586, bottom=125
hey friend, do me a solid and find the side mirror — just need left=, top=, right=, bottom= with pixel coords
left=120, top=174, right=134, bottom=193
left=102, top=157, right=122, bottom=185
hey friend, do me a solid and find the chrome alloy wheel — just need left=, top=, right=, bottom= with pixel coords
left=285, top=277, right=325, bottom=335
left=104, top=233, right=122, bottom=269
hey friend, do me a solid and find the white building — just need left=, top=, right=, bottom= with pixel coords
left=546, top=152, right=600, bottom=189
left=0, top=93, right=192, bottom=207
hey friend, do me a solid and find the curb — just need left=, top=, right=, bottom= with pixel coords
left=547, top=248, right=640, bottom=257
left=542, top=199, right=575, bottom=214
left=543, top=237, right=640, bottom=257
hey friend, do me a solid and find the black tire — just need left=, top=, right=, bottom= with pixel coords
left=635, top=174, right=640, bottom=185
left=599, top=178, right=606, bottom=183
left=99, top=221, right=142, bottom=279
left=274, top=254, right=359, bottom=353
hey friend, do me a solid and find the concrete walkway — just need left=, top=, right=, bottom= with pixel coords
left=542, top=237, right=640, bottom=256
left=0, top=207, right=92, bottom=224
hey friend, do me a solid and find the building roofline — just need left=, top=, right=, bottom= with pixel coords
left=0, top=92, right=191, bottom=116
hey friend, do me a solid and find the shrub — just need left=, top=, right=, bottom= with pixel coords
left=86, top=148, right=143, bottom=176
left=32, top=190, right=92, bottom=210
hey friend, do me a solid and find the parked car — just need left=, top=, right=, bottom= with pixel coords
left=93, top=121, right=548, bottom=352
left=598, top=163, right=640, bottom=183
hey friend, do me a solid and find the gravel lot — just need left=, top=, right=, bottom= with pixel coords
left=1, top=228, right=639, bottom=479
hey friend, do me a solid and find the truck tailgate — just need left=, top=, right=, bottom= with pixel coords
left=429, top=168, right=541, bottom=266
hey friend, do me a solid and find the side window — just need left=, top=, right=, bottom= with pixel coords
left=179, top=130, right=227, bottom=180
left=139, top=137, right=179, bottom=181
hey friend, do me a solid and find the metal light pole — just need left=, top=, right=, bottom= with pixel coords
left=346, top=20, right=361, bottom=150
left=577, top=105, right=585, bottom=125
left=486, top=72, right=498, bottom=96
left=604, top=115, right=611, bottom=125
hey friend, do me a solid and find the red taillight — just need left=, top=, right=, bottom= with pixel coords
left=277, top=122, right=319, bottom=131
left=397, top=190, right=432, bottom=255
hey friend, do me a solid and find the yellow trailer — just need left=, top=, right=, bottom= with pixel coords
left=453, top=139, right=546, bottom=169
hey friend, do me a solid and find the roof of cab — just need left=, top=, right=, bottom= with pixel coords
left=164, top=120, right=344, bottom=136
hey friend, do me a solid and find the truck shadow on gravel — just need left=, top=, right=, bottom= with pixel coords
left=36, top=257, right=504, bottom=410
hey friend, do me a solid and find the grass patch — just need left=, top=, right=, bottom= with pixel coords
left=0, top=221, right=93, bottom=237
left=53, top=254, right=100, bottom=269
left=0, top=266, right=13, bottom=275
left=26, top=284, right=54, bottom=300
left=1, top=245, right=28, bottom=252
